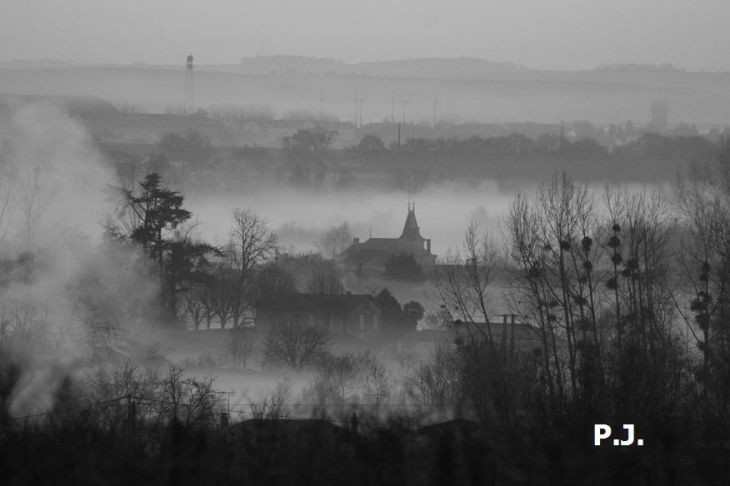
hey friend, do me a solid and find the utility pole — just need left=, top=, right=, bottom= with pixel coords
left=215, top=390, right=235, bottom=430
left=367, top=393, right=387, bottom=423
left=214, top=390, right=235, bottom=416
left=184, top=54, right=195, bottom=115
left=391, top=93, right=396, bottom=124
left=433, top=94, right=438, bottom=128
left=354, top=94, right=365, bottom=128
left=354, top=93, right=358, bottom=128
left=126, top=394, right=137, bottom=440
left=401, top=99, right=410, bottom=124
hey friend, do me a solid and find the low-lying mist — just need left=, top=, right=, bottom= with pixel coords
left=186, top=180, right=519, bottom=256
left=0, top=102, right=675, bottom=425
left=186, top=177, right=667, bottom=259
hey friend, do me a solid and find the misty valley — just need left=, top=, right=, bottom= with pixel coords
left=1, top=67, right=730, bottom=485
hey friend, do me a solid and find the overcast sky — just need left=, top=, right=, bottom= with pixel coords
left=3, top=0, right=729, bottom=71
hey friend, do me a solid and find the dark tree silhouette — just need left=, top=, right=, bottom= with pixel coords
left=223, top=209, right=278, bottom=328
left=384, top=254, right=423, bottom=281
left=402, top=301, right=425, bottom=331
left=374, top=288, right=403, bottom=330
left=282, top=126, right=337, bottom=157
left=262, top=323, right=330, bottom=370
left=106, top=173, right=215, bottom=322
left=157, top=131, right=214, bottom=175
left=354, top=134, right=385, bottom=152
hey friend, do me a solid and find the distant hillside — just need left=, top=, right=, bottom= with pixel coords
left=3, top=58, right=730, bottom=126
left=233, top=56, right=525, bottom=79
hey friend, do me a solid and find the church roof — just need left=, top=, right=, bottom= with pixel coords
left=399, top=204, right=423, bottom=240
left=354, top=238, right=399, bottom=252
left=340, top=204, right=430, bottom=259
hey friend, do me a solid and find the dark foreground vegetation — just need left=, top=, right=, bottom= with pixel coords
left=0, top=409, right=727, bottom=485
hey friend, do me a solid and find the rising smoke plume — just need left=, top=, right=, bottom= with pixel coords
left=0, top=102, right=155, bottom=418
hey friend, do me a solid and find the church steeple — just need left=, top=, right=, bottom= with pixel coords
left=400, top=203, right=422, bottom=240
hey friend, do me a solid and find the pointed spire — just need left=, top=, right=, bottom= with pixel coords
left=400, top=203, right=422, bottom=240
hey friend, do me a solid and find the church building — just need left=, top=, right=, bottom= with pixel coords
left=339, top=204, right=437, bottom=276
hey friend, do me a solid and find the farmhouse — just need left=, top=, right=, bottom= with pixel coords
left=255, top=292, right=383, bottom=337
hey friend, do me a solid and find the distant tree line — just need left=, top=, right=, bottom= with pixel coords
left=360, top=131, right=716, bottom=164
left=104, top=125, right=728, bottom=196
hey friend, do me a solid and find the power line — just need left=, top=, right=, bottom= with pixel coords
left=8, top=396, right=128, bottom=421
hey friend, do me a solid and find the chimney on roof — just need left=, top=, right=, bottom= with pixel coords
left=353, top=237, right=360, bottom=245
left=426, top=238, right=431, bottom=253
left=503, top=314, right=508, bottom=324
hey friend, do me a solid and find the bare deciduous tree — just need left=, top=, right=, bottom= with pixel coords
left=431, top=222, right=500, bottom=342
left=316, top=223, right=352, bottom=258
left=229, top=326, right=257, bottom=369
left=19, top=166, right=51, bottom=252
left=180, top=286, right=206, bottom=330
left=505, top=173, right=597, bottom=409
left=674, top=140, right=730, bottom=415
left=225, top=209, right=277, bottom=328
left=305, top=268, right=345, bottom=295
left=248, top=378, right=291, bottom=419
left=262, top=322, right=330, bottom=370
left=158, top=366, right=223, bottom=428
left=407, top=344, right=462, bottom=410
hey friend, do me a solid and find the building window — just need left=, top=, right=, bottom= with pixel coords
left=359, top=314, right=365, bottom=331
left=373, top=315, right=379, bottom=330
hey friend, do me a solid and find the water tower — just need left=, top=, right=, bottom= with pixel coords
left=184, top=54, right=195, bottom=115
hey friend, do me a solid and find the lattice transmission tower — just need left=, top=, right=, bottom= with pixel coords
left=184, top=54, right=195, bottom=115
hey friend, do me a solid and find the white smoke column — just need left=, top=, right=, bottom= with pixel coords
left=2, top=102, right=114, bottom=251
left=0, top=102, right=136, bottom=418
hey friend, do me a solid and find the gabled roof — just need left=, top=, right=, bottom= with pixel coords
left=349, top=238, right=399, bottom=253
left=454, top=320, right=547, bottom=348
left=257, top=292, right=380, bottom=314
